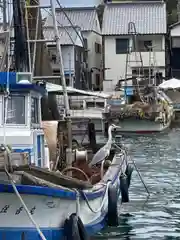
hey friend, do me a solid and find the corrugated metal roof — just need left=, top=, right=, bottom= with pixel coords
left=43, top=26, right=83, bottom=46
left=46, top=82, right=111, bottom=98
left=45, top=7, right=100, bottom=33
left=102, top=2, right=166, bottom=35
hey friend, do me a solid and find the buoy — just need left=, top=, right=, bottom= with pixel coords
left=125, top=164, right=134, bottom=188
left=120, top=174, right=129, bottom=203
left=63, top=213, right=88, bottom=240
left=107, top=185, right=119, bottom=226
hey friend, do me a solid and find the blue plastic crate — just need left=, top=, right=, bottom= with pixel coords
left=0, top=72, right=16, bottom=85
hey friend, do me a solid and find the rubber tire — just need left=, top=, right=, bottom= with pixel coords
left=120, top=174, right=129, bottom=203
left=63, top=214, right=81, bottom=240
left=63, top=213, right=88, bottom=240
left=77, top=215, right=89, bottom=240
left=107, top=184, right=119, bottom=226
left=125, top=164, right=134, bottom=188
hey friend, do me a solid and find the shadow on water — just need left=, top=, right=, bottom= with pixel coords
left=92, top=128, right=180, bottom=239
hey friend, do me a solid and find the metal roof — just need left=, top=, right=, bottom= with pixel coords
left=43, top=26, right=83, bottom=46
left=102, top=2, right=166, bottom=35
left=46, top=82, right=111, bottom=98
left=45, top=7, right=100, bottom=33
left=169, top=21, right=180, bottom=29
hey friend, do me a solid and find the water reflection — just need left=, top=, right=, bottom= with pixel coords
left=93, top=128, right=180, bottom=239
left=94, top=214, right=134, bottom=240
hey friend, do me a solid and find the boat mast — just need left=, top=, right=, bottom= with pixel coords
left=50, top=0, right=72, bottom=169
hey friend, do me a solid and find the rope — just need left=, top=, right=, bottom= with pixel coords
left=4, top=167, right=47, bottom=240
left=80, top=181, right=111, bottom=213
left=114, top=143, right=150, bottom=196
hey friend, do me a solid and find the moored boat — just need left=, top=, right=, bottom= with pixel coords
left=0, top=0, right=134, bottom=239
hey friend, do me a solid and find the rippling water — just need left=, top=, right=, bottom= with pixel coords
left=94, top=127, right=180, bottom=239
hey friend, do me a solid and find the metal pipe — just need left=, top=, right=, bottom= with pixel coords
left=50, top=0, right=72, bottom=171
left=32, top=4, right=40, bottom=76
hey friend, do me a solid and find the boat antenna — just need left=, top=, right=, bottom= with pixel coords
left=50, top=0, right=73, bottom=169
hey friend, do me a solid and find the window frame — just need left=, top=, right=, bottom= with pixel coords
left=95, top=42, right=101, bottom=54
left=138, top=40, right=153, bottom=51
left=116, top=38, right=129, bottom=54
left=3, top=94, right=26, bottom=125
left=31, top=96, right=39, bottom=125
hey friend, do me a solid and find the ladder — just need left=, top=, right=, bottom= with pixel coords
left=23, top=0, right=72, bottom=169
left=125, top=22, right=144, bottom=82
left=148, top=47, right=159, bottom=86
left=124, top=22, right=144, bottom=101
left=24, top=1, right=57, bottom=78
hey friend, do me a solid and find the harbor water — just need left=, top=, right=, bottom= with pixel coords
left=93, top=127, right=180, bottom=239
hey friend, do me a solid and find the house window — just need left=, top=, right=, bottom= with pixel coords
left=53, top=69, right=60, bottom=76
left=95, top=42, right=101, bottom=53
left=138, top=40, right=152, bottom=51
left=116, top=39, right=129, bottom=54
left=31, top=97, right=39, bottom=124
left=83, top=38, right=88, bottom=49
left=51, top=54, right=57, bottom=63
left=94, top=73, right=100, bottom=91
left=4, top=95, right=25, bottom=124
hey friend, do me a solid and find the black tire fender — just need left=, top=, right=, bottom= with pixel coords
left=107, top=184, right=119, bottom=226
left=63, top=213, right=81, bottom=240
left=63, top=213, right=88, bottom=240
left=125, top=164, right=134, bottom=188
left=120, top=174, right=129, bottom=203
left=77, top=215, right=89, bottom=240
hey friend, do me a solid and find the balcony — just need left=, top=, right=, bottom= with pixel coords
left=128, top=51, right=165, bottom=68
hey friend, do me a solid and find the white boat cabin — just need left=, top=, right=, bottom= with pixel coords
left=0, top=72, right=46, bottom=168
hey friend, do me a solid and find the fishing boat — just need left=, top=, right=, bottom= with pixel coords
left=104, top=85, right=174, bottom=134
left=102, top=21, right=174, bottom=135
left=0, top=72, right=133, bottom=240
left=0, top=0, right=134, bottom=239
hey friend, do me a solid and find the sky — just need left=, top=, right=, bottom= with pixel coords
left=41, top=0, right=100, bottom=7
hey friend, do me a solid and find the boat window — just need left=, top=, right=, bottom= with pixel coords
left=86, top=101, right=104, bottom=108
left=31, top=97, right=39, bottom=124
left=5, top=95, right=25, bottom=124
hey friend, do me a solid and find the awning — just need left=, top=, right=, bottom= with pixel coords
left=46, top=82, right=112, bottom=98
left=158, top=78, right=180, bottom=90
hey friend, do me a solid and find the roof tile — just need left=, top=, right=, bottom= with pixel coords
left=43, top=26, right=83, bottom=46
left=45, top=7, right=100, bottom=33
left=102, top=2, right=167, bottom=35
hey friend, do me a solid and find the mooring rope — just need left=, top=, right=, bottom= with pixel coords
left=4, top=166, right=47, bottom=240
left=80, top=181, right=111, bottom=213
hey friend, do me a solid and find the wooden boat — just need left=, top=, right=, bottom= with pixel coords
left=0, top=73, right=133, bottom=239
left=104, top=86, right=174, bottom=134
left=0, top=0, right=134, bottom=238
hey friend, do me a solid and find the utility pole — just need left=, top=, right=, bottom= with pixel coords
left=2, top=0, right=7, bottom=31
